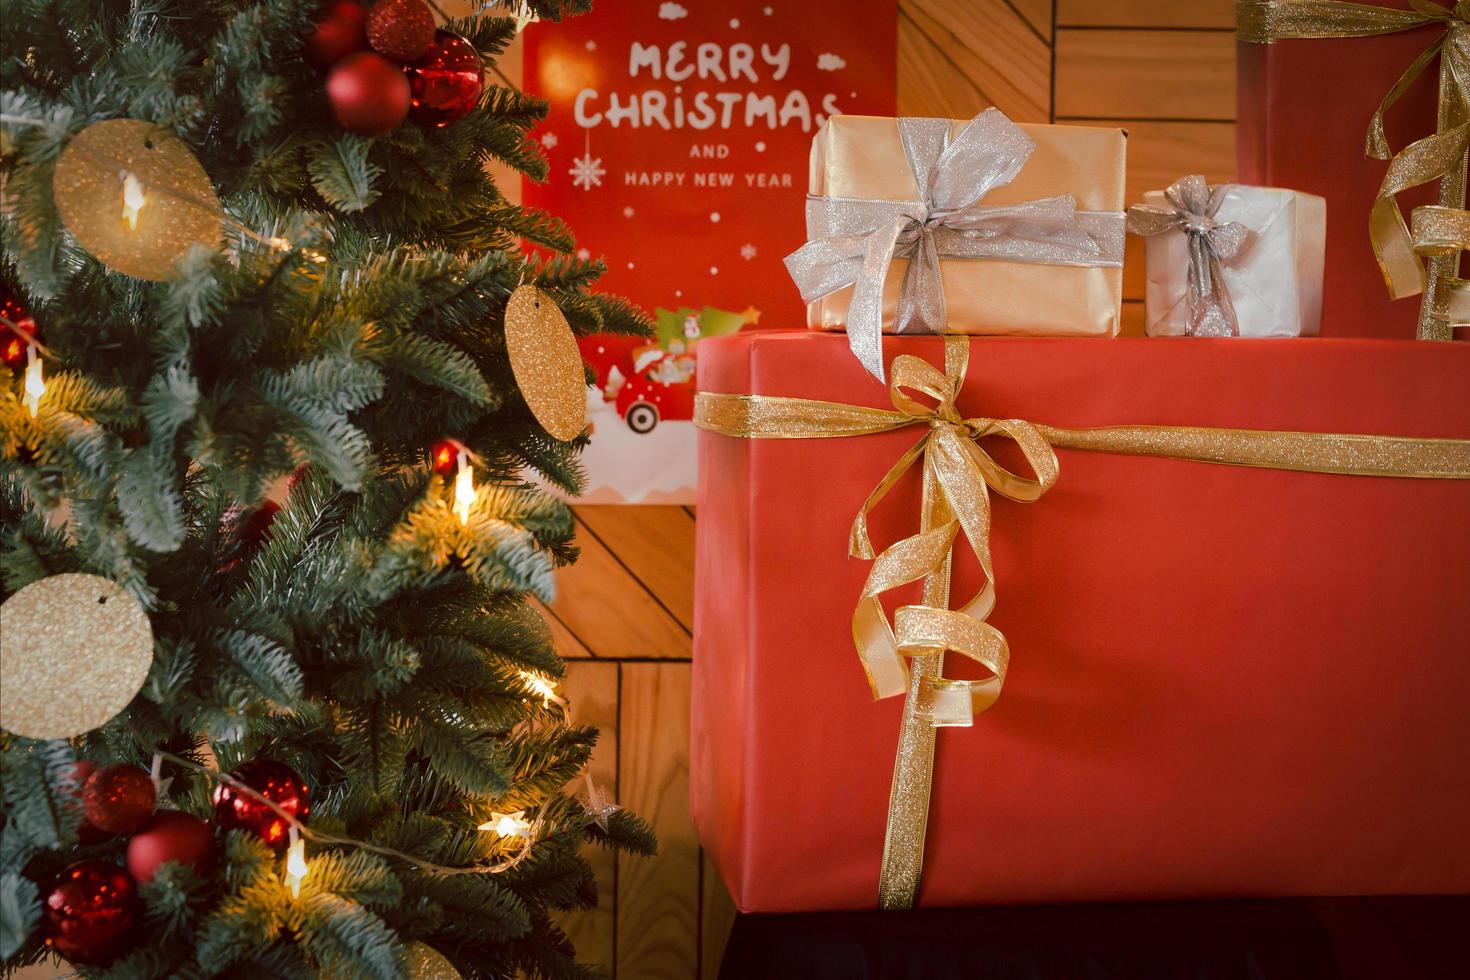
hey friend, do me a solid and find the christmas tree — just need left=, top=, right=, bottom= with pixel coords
left=0, top=1, right=653, bottom=976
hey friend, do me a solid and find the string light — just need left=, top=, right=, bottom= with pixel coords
left=22, top=343, right=45, bottom=417
left=519, top=670, right=565, bottom=709
left=478, top=809, right=532, bottom=839
left=284, top=828, right=309, bottom=899
left=452, top=448, right=475, bottom=525
left=153, top=750, right=544, bottom=879
left=121, top=172, right=145, bottom=230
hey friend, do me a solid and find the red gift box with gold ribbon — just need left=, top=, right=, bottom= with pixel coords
left=691, top=330, right=1470, bottom=911
left=1237, top=0, right=1469, bottom=341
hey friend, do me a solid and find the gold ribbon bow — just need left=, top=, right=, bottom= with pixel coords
left=695, top=334, right=1470, bottom=910
left=845, top=340, right=1054, bottom=726
left=1238, top=0, right=1470, bottom=338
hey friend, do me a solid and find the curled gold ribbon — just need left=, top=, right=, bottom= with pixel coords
left=1413, top=202, right=1470, bottom=321
left=695, top=335, right=1470, bottom=908
left=1238, top=0, right=1470, bottom=337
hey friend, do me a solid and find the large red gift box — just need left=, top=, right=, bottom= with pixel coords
left=692, top=330, right=1470, bottom=912
left=1237, top=2, right=1443, bottom=341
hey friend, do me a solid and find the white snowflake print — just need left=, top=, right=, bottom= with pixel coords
left=569, top=152, right=606, bottom=190
left=576, top=247, right=591, bottom=261
left=622, top=205, right=635, bottom=218
left=540, top=132, right=559, bottom=149
left=740, top=243, right=757, bottom=260
left=763, top=5, right=774, bottom=14
left=585, top=40, right=597, bottom=51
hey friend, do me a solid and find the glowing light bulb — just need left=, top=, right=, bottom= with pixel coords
left=519, top=670, right=563, bottom=708
left=478, top=809, right=532, bottom=839
left=22, top=343, right=44, bottom=418
left=452, top=449, right=475, bottom=525
left=284, top=834, right=309, bottom=899
left=121, top=173, right=146, bottom=230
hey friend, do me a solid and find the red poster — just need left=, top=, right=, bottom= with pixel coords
left=523, top=0, right=896, bottom=502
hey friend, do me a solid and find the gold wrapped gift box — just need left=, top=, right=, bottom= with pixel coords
left=804, top=115, right=1126, bottom=338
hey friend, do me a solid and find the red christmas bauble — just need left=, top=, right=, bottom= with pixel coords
left=212, top=759, right=311, bottom=848
left=220, top=497, right=281, bottom=557
left=305, top=0, right=369, bottom=71
left=408, top=31, right=485, bottom=127
left=82, top=765, right=156, bottom=835
left=1, top=284, right=37, bottom=368
left=68, top=761, right=98, bottom=803
left=42, top=861, right=139, bottom=965
left=366, top=0, right=436, bottom=63
left=67, top=761, right=109, bottom=844
left=327, top=51, right=411, bottom=137
left=431, top=439, right=459, bottom=476
left=126, top=811, right=215, bottom=883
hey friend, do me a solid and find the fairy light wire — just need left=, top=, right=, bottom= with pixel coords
left=154, top=750, right=550, bottom=878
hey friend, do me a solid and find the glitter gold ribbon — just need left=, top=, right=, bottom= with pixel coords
left=694, top=334, right=1470, bottom=909
left=1237, top=0, right=1470, bottom=339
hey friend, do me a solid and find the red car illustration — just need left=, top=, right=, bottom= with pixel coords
left=579, top=335, right=697, bottom=434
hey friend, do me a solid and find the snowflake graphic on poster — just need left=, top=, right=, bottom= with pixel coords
left=569, top=151, right=605, bottom=190
left=540, top=132, right=559, bottom=149
left=740, top=243, right=757, bottom=260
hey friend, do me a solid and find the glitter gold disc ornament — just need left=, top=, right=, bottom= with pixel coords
left=504, top=285, right=587, bottom=441
left=406, top=942, right=461, bottom=979
left=52, top=119, right=223, bottom=281
left=0, top=574, right=154, bottom=740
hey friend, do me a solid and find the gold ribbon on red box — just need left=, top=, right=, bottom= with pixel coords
left=1238, top=0, right=1470, bottom=339
left=695, top=335, right=1470, bottom=909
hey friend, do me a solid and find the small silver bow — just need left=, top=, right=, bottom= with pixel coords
left=784, top=109, right=1126, bottom=381
left=1127, top=175, right=1250, bottom=337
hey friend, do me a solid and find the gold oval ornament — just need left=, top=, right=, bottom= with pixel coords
left=504, top=285, right=587, bottom=442
left=0, top=574, right=154, bottom=740
left=406, top=942, right=461, bottom=979
left=52, top=119, right=223, bottom=281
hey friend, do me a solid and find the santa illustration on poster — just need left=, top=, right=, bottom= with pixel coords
left=523, top=0, right=897, bottom=502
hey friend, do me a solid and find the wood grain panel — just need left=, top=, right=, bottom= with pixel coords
left=556, top=661, right=621, bottom=974
left=1006, top=0, right=1054, bottom=39
left=902, top=0, right=1052, bottom=122
left=897, top=11, right=992, bottom=118
left=550, top=519, right=690, bottom=660
left=532, top=596, right=595, bottom=660
left=575, top=506, right=695, bottom=632
left=616, top=664, right=698, bottom=979
left=1054, top=29, right=1235, bottom=120
left=1116, top=121, right=1237, bottom=203
left=1123, top=299, right=1148, bottom=336
left=1057, top=0, right=1235, bottom=29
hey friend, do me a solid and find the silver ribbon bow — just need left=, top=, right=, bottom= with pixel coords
left=783, top=108, right=1126, bottom=381
left=1126, top=175, right=1250, bottom=337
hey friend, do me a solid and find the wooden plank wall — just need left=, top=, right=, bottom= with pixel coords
left=549, top=2, right=1239, bottom=977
